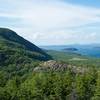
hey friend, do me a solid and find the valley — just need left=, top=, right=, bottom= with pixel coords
left=0, top=28, right=100, bottom=100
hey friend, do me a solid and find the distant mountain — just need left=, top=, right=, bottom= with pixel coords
left=0, top=28, right=52, bottom=63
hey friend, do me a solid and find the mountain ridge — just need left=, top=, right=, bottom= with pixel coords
left=0, top=28, right=52, bottom=60
left=0, top=28, right=48, bottom=55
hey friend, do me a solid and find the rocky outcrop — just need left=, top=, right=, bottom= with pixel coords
left=34, top=60, right=88, bottom=74
left=34, top=60, right=68, bottom=71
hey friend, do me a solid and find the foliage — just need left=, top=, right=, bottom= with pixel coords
left=0, top=69, right=99, bottom=100
left=0, top=28, right=100, bottom=100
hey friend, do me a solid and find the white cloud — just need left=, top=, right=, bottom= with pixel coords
left=0, top=0, right=100, bottom=45
left=35, top=31, right=100, bottom=45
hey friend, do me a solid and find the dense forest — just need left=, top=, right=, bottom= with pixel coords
left=0, top=28, right=100, bottom=100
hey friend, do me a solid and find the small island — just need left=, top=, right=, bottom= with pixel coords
left=63, top=48, right=78, bottom=51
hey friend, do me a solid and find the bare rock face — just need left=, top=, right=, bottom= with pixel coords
left=34, top=60, right=68, bottom=72
left=34, top=60, right=88, bottom=74
left=43, top=60, right=68, bottom=71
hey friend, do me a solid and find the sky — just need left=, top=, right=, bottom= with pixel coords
left=0, top=0, right=100, bottom=46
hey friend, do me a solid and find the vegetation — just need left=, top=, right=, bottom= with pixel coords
left=0, top=28, right=100, bottom=100
left=0, top=28, right=52, bottom=77
left=47, top=50, right=100, bottom=67
left=0, top=28, right=52, bottom=61
left=0, top=69, right=100, bottom=100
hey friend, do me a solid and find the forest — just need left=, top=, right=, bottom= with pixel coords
left=0, top=28, right=100, bottom=100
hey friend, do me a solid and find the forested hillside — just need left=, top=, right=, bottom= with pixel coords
left=0, top=28, right=51, bottom=60
left=0, top=28, right=100, bottom=100
left=0, top=28, right=52, bottom=76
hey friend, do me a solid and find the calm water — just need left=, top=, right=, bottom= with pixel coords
left=40, top=45, right=100, bottom=58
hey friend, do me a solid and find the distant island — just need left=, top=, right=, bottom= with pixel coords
left=94, top=46, right=100, bottom=49
left=63, top=48, right=78, bottom=51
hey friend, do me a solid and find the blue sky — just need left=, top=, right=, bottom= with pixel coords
left=0, top=0, right=100, bottom=45
left=63, top=0, right=100, bottom=8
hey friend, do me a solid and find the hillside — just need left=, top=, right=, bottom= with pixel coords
left=0, top=28, right=100, bottom=100
left=0, top=28, right=52, bottom=77
left=0, top=28, right=52, bottom=60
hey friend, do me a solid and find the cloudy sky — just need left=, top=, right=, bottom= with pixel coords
left=0, top=0, right=100, bottom=45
